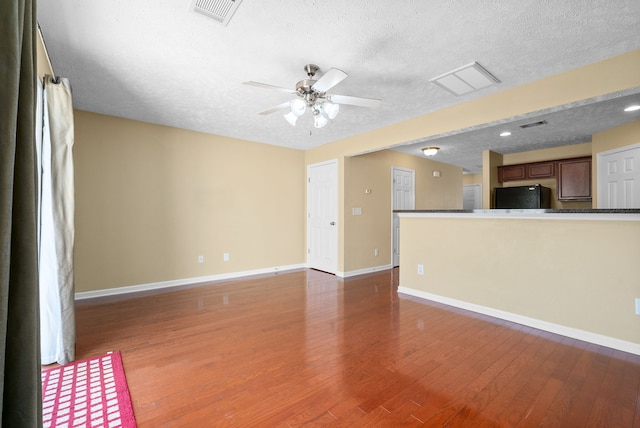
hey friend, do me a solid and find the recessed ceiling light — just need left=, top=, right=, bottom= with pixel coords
left=624, top=104, right=640, bottom=112
left=500, top=131, right=511, bottom=137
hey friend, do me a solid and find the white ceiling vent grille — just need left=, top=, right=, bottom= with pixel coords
left=430, top=62, right=500, bottom=96
left=191, top=0, right=243, bottom=26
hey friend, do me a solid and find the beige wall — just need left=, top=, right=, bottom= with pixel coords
left=592, top=120, right=640, bottom=205
left=502, top=142, right=592, bottom=165
left=74, top=111, right=305, bottom=292
left=463, top=174, right=482, bottom=186
left=482, top=150, right=503, bottom=208
left=399, top=215, right=640, bottom=346
left=344, top=151, right=462, bottom=272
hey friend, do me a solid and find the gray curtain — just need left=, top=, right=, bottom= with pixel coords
left=0, top=0, right=43, bottom=426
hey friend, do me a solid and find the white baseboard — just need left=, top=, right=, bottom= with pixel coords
left=398, top=286, right=640, bottom=356
left=75, top=264, right=306, bottom=300
left=339, top=264, right=394, bottom=278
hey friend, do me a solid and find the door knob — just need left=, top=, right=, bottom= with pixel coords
left=330, top=222, right=336, bottom=225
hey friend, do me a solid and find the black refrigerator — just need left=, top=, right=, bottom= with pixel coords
left=494, top=185, right=551, bottom=209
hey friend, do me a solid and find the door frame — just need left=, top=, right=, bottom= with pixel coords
left=391, top=166, right=415, bottom=267
left=306, top=159, right=339, bottom=274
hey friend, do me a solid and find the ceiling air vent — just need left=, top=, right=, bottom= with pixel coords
left=191, top=0, right=243, bottom=26
left=519, top=120, right=548, bottom=129
left=429, top=62, right=500, bottom=96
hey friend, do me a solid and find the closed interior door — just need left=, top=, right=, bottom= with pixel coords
left=307, top=160, right=338, bottom=274
left=598, top=144, right=640, bottom=208
left=463, top=184, right=482, bottom=210
left=392, top=167, right=415, bottom=267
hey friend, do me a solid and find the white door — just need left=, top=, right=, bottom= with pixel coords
left=307, top=160, right=338, bottom=274
left=392, top=167, right=415, bottom=267
left=597, top=144, right=640, bottom=208
left=463, top=184, right=482, bottom=210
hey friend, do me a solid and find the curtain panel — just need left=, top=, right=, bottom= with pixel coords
left=0, top=0, right=43, bottom=426
left=39, top=75, right=76, bottom=365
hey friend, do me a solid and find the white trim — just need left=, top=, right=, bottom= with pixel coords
left=75, top=264, right=306, bottom=300
left=398, top=286, right=640, bottom=356
left=338, top=263, right=394, bottom=278
left=391, top=166, right=415, bottom=268
left=398, top=211, right=640, bottom=221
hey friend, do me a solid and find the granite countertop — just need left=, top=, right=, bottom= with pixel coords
left=394, top=209, right=640, bottom=214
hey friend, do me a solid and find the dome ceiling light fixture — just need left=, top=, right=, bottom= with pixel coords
left=243, top=64, right=381, bottom=129
left=422, top=146, right=439, bottom=156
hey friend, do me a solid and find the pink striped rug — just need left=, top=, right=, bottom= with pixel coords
left=41, top=351, right=137, bottom=428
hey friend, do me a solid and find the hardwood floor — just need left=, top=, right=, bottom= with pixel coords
left=73, top=268, right=640, bottom=427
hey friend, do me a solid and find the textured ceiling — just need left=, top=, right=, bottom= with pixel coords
left=37, top=1, right=640, bottom=172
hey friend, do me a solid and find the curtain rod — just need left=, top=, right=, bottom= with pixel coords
left=36, top=23, right=58, bottom=82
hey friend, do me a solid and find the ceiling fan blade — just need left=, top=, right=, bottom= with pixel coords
left=312, top=68, right=348, bottom=93
left=243, top=81, right=296, bottom=94
left=258, top=101, right=291, bottom=115
left=328, top=94, right=381, bottom=108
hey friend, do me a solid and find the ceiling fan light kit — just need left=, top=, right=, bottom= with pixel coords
left=243, top=64, right=380, bottom=129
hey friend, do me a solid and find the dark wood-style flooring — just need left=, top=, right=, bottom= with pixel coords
left=73, top=268, right=640, bottom=427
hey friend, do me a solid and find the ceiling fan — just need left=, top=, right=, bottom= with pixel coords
left=243, top=64, right=381, bottom=128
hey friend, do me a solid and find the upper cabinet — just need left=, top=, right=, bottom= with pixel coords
left=498, top=156, right=592, bottom=201
left=498, top=161, right=555, bottom=182
left=498, top=160, right=555, bottom=182
left=557, top=157, right=592, bottom=201
left=527, top=161, right=555, bottom=179
left=498, top=164, right=527, bottom=182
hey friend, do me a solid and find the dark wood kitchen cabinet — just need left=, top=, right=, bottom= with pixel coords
left=527, top=161, right=555, bottom=179
left=557, top=157, right=592, bottom=201
left=498, top=161, right=554, bottom=182
left=498, top=164, right=526, bottom=182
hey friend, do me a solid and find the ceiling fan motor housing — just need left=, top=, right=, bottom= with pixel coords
left=296, top=79, right=321, bottom=105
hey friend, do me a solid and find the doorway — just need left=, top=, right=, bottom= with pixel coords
left=307, top=160, right=338, bottom=274
left=463, top=184, right=482, bottom=210
left=391, top=167, right=415, bottom=267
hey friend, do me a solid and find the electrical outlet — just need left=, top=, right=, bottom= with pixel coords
left=374, top=248, right=379, bottom=256
left=223, top=252, right=230, bottom=262
left=198, top=255, right=204, bottom=263
left=635, top=298, right=640, bottom=315
left=417, top=264, right=424, bottom=275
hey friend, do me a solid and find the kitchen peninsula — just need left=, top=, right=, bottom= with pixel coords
left=395, top=209, right=640, bottom=355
